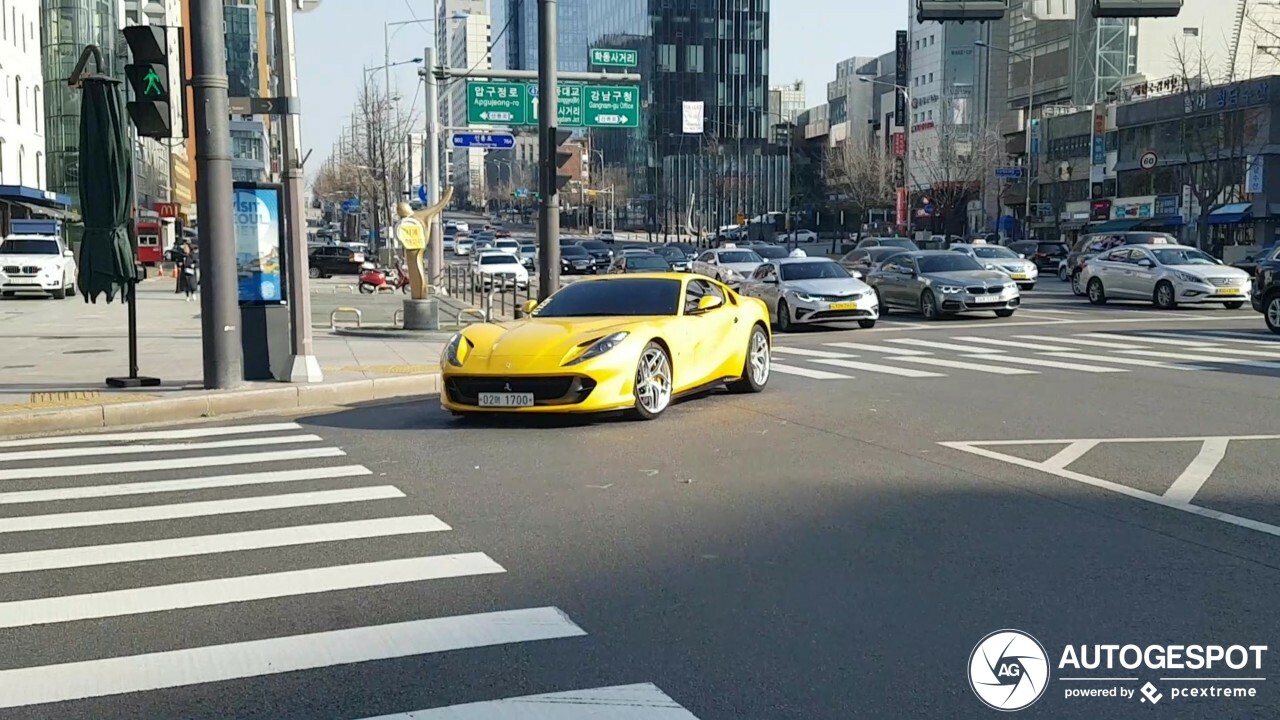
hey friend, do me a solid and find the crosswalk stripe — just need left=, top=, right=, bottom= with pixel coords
left=0, top=515, right=451, bottom=575
left=969, top=354, right=1127, bottom=373
left=0, top=553, right=506, bottom=629
left=1014, top=308, right=1080, bottom=315
left=0, top=486, right=405, bottom=534
left=1078, top=332, right=1221, bottom=347
left=886, top=338, right=1005, bottom=353
left=771, top=363, right=852, bottom=379
left=823, top=342, right=932, bottom=355
left=0, top=465, right=374, bottom=506
left=951, top=336, right=1070, bottom=351
left=1013, top=335, right=1145, bottom=349
left=812, top=358, right=944, bottom=377
left=1116, top=349, right=1280, bottom=370
left=0, top=422, right=305, bottom=450
left=896, top=357, right=1037, bottom=374
left=1041, top=352, right=1204, bottom=371
left=360, top=683, right=701, bottom=719
left=0, top=607, right=587, bottom=709
left=1196, top=330, right=1280, bottom=345
left=0, top=447, right=347, bottom=481
left=0, top=434, right=324, bottom=464
left=771, top=346, right=856, bottom=359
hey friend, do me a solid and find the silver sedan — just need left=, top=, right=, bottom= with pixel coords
left=739, top=258, right=879, bottom=332
left=865, top=251, right=1020, bottom=320
left=1080, top=244, right=1252, bottom=309
left=950, top=243, right=1039, bottom=290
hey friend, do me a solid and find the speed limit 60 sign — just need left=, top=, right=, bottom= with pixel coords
left=1139, top=150, right=1158, bottom=170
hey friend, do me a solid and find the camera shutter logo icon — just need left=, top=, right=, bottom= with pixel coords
left=968, top=629, right=1050, bottom=711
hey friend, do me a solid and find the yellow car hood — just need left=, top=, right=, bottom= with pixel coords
left=463, top=316, right=664, bottom=365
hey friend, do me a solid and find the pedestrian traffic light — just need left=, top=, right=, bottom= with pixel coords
left=123, top=25, right=174, bottom=139
left=551, top=128, right=574, bottom=192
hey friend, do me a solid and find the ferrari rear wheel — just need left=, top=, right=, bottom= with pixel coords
left=728, top=324, right=770, bottom=394
left=630, top=342, right=673, bottom=420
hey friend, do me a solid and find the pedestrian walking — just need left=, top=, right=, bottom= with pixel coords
left=175, top=241, right=198, bottom=301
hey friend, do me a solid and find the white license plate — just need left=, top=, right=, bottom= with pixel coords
left=974, top=295, right=1000, bottom=303
left=478, top=392, right=534, bottom=407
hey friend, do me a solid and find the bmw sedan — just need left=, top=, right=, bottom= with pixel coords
left=1079, top=244, right=1252, bottom=309
left=866, top=251, right=1020, bottom=320
left=950, top=243, right=1039, bottom=290
left=740, top=257, right=878, bottom=332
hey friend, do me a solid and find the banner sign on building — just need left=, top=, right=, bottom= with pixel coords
left=682, top=101, right=705, bottom=134
left=1246, top=155, right=1264, bottom=194
left=896, top=187, right=908, bottom=229
left=894, top=31, right=908, bottom=128
left=232, top=183, right=284, bottom=305
left=1090, top=102, right=1107, bottom=183
left=892, top=131, right=906, bottom=157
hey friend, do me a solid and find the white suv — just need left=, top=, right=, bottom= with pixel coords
left=472, top=250, right=529, bottom=290
left=0, top=235, right=78, bottom=299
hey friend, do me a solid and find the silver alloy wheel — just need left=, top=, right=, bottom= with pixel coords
left=1071, top=271, right=1082, bottom=295
left=635, top=347, right=672, bottom=415
left=1088, top=279, right=1104, bottom=303
left=749, top=329, right=770, bottom=386
left=1268, top=297, right=1280, bottom=329
left=1156, top=282, right=1175, bottom=308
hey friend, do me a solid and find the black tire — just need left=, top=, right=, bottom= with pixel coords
left=629, top=341, right=673, bottom=421
left=1266, top=295, right=1280, bottom=335
left=920, top=289, right=940, bottom=320
left=1224, top=301, right=1244, bottom=310
left=308, top=267, right=321, bottom=279
left=858, top=318, right=877, bottom=329
left=1087, top=277, right=1107, bottom=305
left=995, top=309, right=1016, bottom=318
left=775, top=300, right=794, bottom=332
left=1153, top=281, right=1177, bottom=309
left=874, top=289, right=889, bottom=315
left=358, top=283, right=375, bottom=294
left=1071, top=270, right=1084, bottom=296
left=66, top=281, right=77, bottom=297
left=51, top=286, right=66, bottom=300
left=0, top=292, right=13, bottom=298
left=727, top=324, right=770, bottom=394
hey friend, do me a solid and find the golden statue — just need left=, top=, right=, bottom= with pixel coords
left=394, top=187, right=453, bottom=300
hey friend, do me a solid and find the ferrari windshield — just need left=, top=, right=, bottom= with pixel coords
left=917, top=254, right=984, bottom=273
left=533, top=278, right=682, bottom=317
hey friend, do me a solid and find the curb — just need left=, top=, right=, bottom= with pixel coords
left=0, top=373, right=442, bottom=438
left=334, top=326, right=459, bottom=340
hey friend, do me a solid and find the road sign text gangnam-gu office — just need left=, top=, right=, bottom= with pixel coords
left=466, top=80, right=639, bottom=128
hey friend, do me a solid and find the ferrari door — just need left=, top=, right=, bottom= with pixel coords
left=675, top=278, right=738, bottom=387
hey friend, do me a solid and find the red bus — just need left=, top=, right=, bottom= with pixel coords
left=136, top=220, right=162, bottom=265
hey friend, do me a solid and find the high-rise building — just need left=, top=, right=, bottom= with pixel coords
left=768, top=81, right=806, bottom=124
left=440, top=6, right=491, bottom=207
left=221, top=0, right=270, bottom=184
left=490, top=0, right=589, bottom=72
left=41, top=0, right=123, bottom=209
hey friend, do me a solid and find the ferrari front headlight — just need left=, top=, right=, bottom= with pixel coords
left=443, top=333, right=466, bottom=367
left=566, top=331, right=629, bottom=365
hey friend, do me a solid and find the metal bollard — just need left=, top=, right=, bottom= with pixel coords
left=456, top=308, right=486, bottom=325
left=329, top=307, right=363, bottom=330
left=333, top=285, right=354, bottom=294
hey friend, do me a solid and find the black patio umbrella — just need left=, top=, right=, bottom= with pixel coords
left=76, top=75, right=135, bottom=304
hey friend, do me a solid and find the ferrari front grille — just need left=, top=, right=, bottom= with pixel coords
left=445, top=375, right=596, bottom=406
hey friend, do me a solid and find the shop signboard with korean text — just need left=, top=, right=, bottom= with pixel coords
left=232, top=183, right=284, bottom=305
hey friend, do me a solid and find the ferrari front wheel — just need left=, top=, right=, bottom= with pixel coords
left=630, top=342, right=673, bottom=420
left=727, top=324, right=770, bottom=394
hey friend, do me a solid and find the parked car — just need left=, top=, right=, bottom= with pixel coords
left=856, top=236, right=919, bottom=251
left=307, top=244, right=366, bottom=279
left=1009, top=240, right=1070, bottom=274
left=494, top=229, right=512, bottom=238
left=865, top=250, right=1020, bottom=320
left=739, top=257, right=878, bottom=332
left=1079, top=244, right=1251, bottom=309
left=749, top=244, right=791, bottom=261
left=1066, top=231, right=1176, bottom=295
left=0, top=235, right=78, bottom=299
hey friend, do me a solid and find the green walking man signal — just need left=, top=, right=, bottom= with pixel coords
left=142, top=68, right=164, bottom=97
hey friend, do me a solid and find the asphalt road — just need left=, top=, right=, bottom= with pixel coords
left=1, top=286, right=1279, bottom=718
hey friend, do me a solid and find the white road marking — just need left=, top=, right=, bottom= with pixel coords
left=1013, top=335, right=1146, bottom=349
left=359, top=684, right=701, bottom=719
left=1041, top=352, right=1204, bottom=371
left=811, top=359, right=944, bottom=378
left=1014, top=308, right=1081, bottom=315
left=0, top=515, right=451, bottom=575
left=949, top=434, right=1280, bottom=446
left=0, top=465, right=374, bottom=506
left=1196, top=330, right=1280, bottom=345
left=0, top=434, right=324, bottom=463
left=822, top=342, right=932, bottom=355
left=0, top=487, right=404, bottom=534
left=967, top=355, right=1127, bottom=373
left=885, top=338, right=1005, bottom=354
left=0, top=607, right=587, bottom=709
left=1164, top=438, right=1230, bottom=505
left=951, top=336, right=1071, bottom=352
left=0, top=422, right=304, bottom=449
left=770, top=363, right=852, bottom=380
left=771, top=346, right=856, bottom=359
left=0, top=553, right=505, bottom=629
left=0, top=447, right=346, bottom=481
left=1042, top=441, right=1100, bottom=470
left=1117, top=349, right=1280, bottom=370
left=896, top=357, right=1036, bottom=375
left=1078, top=332, right=1222, bottom=347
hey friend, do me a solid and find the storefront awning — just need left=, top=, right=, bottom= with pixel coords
left=1088, top=219, right=1145, bottom=233
left=1208, top=203, right=1253, bottom=225
left=5, top=199, right=78, bottom=221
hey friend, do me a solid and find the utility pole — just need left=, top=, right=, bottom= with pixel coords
left=274, top=0, right=321, bottom=382
left=424, top=45, right=443, bottom=288
left=190, top=0, right=242, bottom=389
left=537, top=0, right=560, bottom=299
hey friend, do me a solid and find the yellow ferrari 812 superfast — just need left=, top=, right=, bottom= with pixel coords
left=440, top=272, right=772, bottom=420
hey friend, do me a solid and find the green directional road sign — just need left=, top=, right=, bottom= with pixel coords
left=590, top=48, right=638, bottom=68
left=528, top=83, right=586, bottom=127
left=466, top=81, right=529, bottom=125
left=583, top=85, right=640, bottom=128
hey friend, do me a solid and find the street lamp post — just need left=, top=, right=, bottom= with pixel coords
left=976, top=40, right=1035, bottom=238
left=860, top=77, right=911, bottom=235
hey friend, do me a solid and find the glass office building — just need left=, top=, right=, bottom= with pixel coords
left=491, top=0, right=588, bottom=71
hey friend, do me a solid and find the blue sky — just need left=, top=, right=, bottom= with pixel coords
left=296, top=0, right=903, bottom=173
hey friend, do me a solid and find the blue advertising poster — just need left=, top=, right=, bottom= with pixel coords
left=232, top=185, right=284, bottom=304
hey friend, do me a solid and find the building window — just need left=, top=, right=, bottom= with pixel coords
left=34, top=150, right=40, bottom=187
left=17, top=144, right=22, bottom=185
left=13, top=75, right=18, bottom=125
left=687, top=45, right=703, bottom=73
left=32, top=85, right=37, bottom=132
left=657, top=44, right=676, bottom=72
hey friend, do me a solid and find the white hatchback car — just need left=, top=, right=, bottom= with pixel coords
left=1080, top=244, right=1251, bottom=309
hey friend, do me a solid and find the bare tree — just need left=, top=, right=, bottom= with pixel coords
left=909, top=101, right=1003, bottom=237
left=823, top=135, right=894, bottom=238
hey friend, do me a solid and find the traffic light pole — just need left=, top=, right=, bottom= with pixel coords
left=273, top=0, right=322, bottom=383
left=536, top=0, right=560, bottom=300
left=189, top=0, right=243, bottom=389
left=424, top=46, right=443, bottom=290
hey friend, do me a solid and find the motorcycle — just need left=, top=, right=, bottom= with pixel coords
left=358, top=262, right=410, bottom=294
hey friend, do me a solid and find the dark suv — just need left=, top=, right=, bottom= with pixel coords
left=1249, top=245, right=1280, bottom=333
left=1009, top=240, right=1070, bottom=274
left=308, top=245, right=366, bottom=278
left=1067, top=232, right=1177, bottom=295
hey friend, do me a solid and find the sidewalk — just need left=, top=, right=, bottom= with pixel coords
left=0, top=276, right=480, bottom=436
